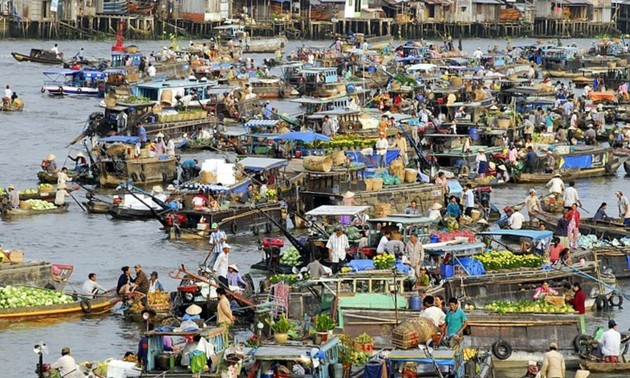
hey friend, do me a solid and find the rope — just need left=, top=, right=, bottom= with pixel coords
left=557, top=262, right=630, bottom=301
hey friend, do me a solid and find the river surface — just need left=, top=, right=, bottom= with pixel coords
left=0, top=38, right=629, bottom=377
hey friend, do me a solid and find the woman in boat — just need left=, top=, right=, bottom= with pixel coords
left=593, top=202, right=610, bottom=221
left=117, top=266, right=133, bottom=295
left=475, top=148, right=487, bottom=178
left=41, top=154, right=58, bottom=174
left=566, top=203, right=581, bottom=249
left=446, top=196, right=462, bottom=220
left=226, top=265, right=246, bottom=288
left=533, top=281, right=558, bottom=300
left=67, top=152, right=88, bottom=173
left=549, top=237, right=564, bottom=264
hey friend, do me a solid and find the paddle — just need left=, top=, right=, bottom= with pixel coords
left=68, top=191, right=86, bottom=212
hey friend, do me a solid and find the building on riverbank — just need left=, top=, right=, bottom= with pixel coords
left=0, top=0, right=622, bottom=39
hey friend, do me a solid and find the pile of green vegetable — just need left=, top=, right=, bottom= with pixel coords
left=324, top=226, right=362, bottom=241
left=25, top=199, right=56, bottom=210
left=19, top=188, right=38, bottom=195
left=0, top=286, right=74, bottom=309
left=484, top=300, right=574, bottom=314
left=122, top=95, right=151, bottom=104
left=280, top=247, right=302, bottom=267
left=369, top=171, right=401, bottom=186
left=269, top=274, right=299, bottom=285
left=189, top=138, right=213, bottom=147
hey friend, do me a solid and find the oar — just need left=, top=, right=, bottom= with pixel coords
left=578, top=205, right=590, bottom=214
left=68, top=191, right=86, bottom=212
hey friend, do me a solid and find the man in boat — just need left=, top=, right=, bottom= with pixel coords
left=563, top=181, right=581, bottom=211
left=326, top=225, right=349, bottom=274
left=405, top=234, right=424, bottom=277
left=57, top=167, right=73, bottom=190
left=51, top=43, right=62, bottom=59
left=180, top=159, right=199, bottom=182
left=525, top=189, right=542, bottom=227
left=540, top=342, right=565, bottom=378
left=375, top=132, right=389, bottom=168
left=444, top=297, right=468, bottom=341
left=592, top=320, right=622, bottom=363
left=208, top=223, right=227, bottom=267
left=3, top=84, right=11, bottom=99
left=81, top=273, right=107, bottom=299
left=42, top=154, right=58, bottom=173
left=507, top=207, right=525, bottom=230
left=136, top=122, right=147, bottom=148
left=212, top=244, right=231, bottom=284
left=216, top=287, right=235, bottom=325
left=546, top=173, right=565, bottom=200
left=524, top=146, right=537, bottom=174
left=7, top=184, right=19, bottom=208
left=51, top=347, right=84, bottom=378
left=544, top=151, right=556, bottom=174
left=132, top=265, right=150, bottom=295
left=420, top=295, right=446, bottom=328
left=306, top=255, right=329, bottom=280
left=404, top=200, right=420, bottom=215
left=54, top=188, right=70, bottom=206
left=462, top=184, right=475, bottom=217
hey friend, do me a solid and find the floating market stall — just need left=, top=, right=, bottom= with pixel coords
left=0, top=249, right=73, bottom=291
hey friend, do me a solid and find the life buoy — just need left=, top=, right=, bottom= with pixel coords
left=492, top=340, right=512, bottom=360
left=139, top=172, right=147, bottom=182
left=76, top=87, right=82, bottom=94
left=609, top=294, right=623, bottom=307
left=595, top=294, right=609, bottom=311
left=231, top=222, right=238, bottom=234
left=265, top=222, right=273, bottom=234
left=130, top=172, right=139, bottom=182
left=252, top=225, right=260, bottom=235
left=460, top=165, right=470, bottom=176
left=40, top=87, right=45, bottom=93
left=80, top=300, right=92, bottom=313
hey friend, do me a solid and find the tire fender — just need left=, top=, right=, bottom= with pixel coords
left=139, top=172, right=147, bottom=182
left=130, top=172, right=139, bottom=182
left=76, top=87, right=83, bottom=94
left=609, top=294, right=623, bottom=308
left=492, top=340, right=512, bottom=360
left=231, top=222, right=238, bottom=234
left=573, top=334, right=591, bottom=352
left=595, top=294, right=609, bottom=311
left=80, top=300, right=92, bottom=313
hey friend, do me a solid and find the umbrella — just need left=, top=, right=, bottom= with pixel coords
left=267, top=131, right=331, bottom=143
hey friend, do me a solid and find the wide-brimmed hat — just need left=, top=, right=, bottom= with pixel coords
left=498, top=164, right=507, bottom=171
left=554, top=173, right=561, bottom=178
left=61, top=346, right=71, bottom=354
left=529, top=188, right=536, bottom=194
left=228, top=264, right=239, bottom=272
left=549, top=342, right=558, bottom=349
left=166, top=184, right=176, bottom=191
left=76, top=151, right=85, bottom=158
left=223, top=243, right=231, bottom=249
left=7, top=184, right=15, bottom=190
left=489, top=105, right=499, bottom=111
left=186, top=304, right=202, bottom=315
left=431, top=203, right=443, bottom=210
left=546, top=150, right=552, bottom=154
left=488, top=162, right=496, bottom=170
left=343, top=191, right=355, bottom=199
left=211, top=223, right=219, bottom=229
left=478, top=148, right=485, bottom=152
left=47, top=154, right=56, bottom=160
left=152, top=185, right=163, bottom=193
left=597, top=104, right=604, bottom=110
left=156, top=132, right=165, bottom=138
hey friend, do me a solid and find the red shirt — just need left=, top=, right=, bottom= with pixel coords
left=571, top=289, right=586, bottom=314
left=567, top=209, right=581, bottom=227
left=550, top=244, right=564, bottom=263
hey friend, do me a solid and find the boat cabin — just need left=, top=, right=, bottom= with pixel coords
left=43, top=69, right=108, bottom=96
left=133, top=78, right=220, bottom=106
left=299, top=67, right=340, bottom=95
left=291, top=95, right=354, bottom=115
left=251, top=338, right=340, bottom=378
left=111, top=51, right=143, bottom=67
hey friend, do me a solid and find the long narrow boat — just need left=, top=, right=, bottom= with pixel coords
left=580, top=361, right=630, bottom=373
left=513, top=168, right=581, bottom=184
left=3, top=204, right=70, bottom=217
left=0, top=296, right=119, bottom=320
left=535, top=211, right=630, bottom=240
left=11, top=49, right=63, bottom=64
left=84, top=200, right=112, bottom=214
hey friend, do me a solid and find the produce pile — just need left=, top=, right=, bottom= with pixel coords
left=435, top=230, right=476, bottom=243
left=19, top=188, right=38, bottom=195
left=189, top=138, right=213, bottom=147
left=324, top=226, right=362, bottom=241
left=370, top=171, right=402, bottom=186
left=147, top=291, right=170, bottom=311
left=38, top=183, right=55, bottom=193
left=269, top=274, right=299, bottom=285
left=373, top=253, right=395, bottom=269
left=265, top=189, right=277, bottom=201
left=473, top=251, right=545, bottom=271
left=0, top=286, right=74, bottom=309
left=121, top=95, right=151, bottom=104
left=484, top=300, right=575, bottom=314
left=25, top=199, right=56, bottom=210
left=316, top=136, right=376, bottom=150
left=578, top=234, right=630, bottom=249
left=279, top=247, right=302, bottom=267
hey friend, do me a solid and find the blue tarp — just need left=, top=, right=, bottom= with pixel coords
left=98, top=135, right=139, bottom=144
left=478, top=230, right=553, bottom=242
left=447, top=179, right=463, bottom=196
left=561, top=154, right=592, bottom=169
left=347, top=150, right=400, bottom=168
left=267, top=131, right=331, bottom=143
left=346, top=259, right=410, bottom=274
left=454, top=257, right=486, bottom=276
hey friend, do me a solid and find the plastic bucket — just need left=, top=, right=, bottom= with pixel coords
left=364, top=362, right=383, bottom=378
left=469, top=127, right=479, bottom=143
left=430, top=234, right=439, bottom=243
left=441, top=264, right=454, bottom=278
left=409, top=295, right=422, bottom=310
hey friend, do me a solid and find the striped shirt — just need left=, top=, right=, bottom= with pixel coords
left=210, top=230, right=226, bottom=254
left=326, top=233, right=349, bottom=263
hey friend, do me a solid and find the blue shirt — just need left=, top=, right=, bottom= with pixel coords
left=445, top=307, right=467, bottom=336
left=263, top=105, right=273, bottom=119
left=138, top=126, right=147, bottom=142
left=446, top=202, right=461, bottom=218
left=181, top=160, right=196, bottom=169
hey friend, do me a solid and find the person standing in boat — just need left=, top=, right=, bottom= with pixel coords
left=216, top=287, right=235, bottom=326
left=67, top=152, right=88, bottom=174
left=540, top=342, right=565, bottom=378
left=57, top=167, right=73, bottom=190
left=592, top=320, right=622, bottom=363
left=419, top=295, right=445, bottom=328
left=375, top=132, right=389, bottom=168
left=444, top=297, right=468, bottom=341
left=525, top=189, right=542, bottom=227
left=475, top=149, right=487, bottom=178
left=565, top=204, right=581, bottom=250
left=563, top=181, right=581, bottom=210
left=616, top=191, right=630, bottom=226
left=51, top=43, right=62, bottom=59
left=208, top=223, right=227, bottom=267
left=136, top=122, right=147, bottom=148
left=4, top=84, right=11, bottom=99
left=326, top=226, right=349, bottom=274
left=546, top=173, right=565, bottom=200
left=212, top=244, right=231, bottom=284
left=54, top=188, right=70, bottom=206
left=7, top=184, right=19, bottom=208
left=81, top=273, right=107, bottom=299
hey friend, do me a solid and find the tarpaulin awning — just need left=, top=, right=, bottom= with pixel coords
left=267, top=131, right=331, bottom=143
left=478, top=230, right=553, bottom=242
left=98, top=136, right=139, bottom=144
left=237, top=157, right=288, bottom=172
left=560, top=155, right=592, bottom=169
left=306, top=205, right=371, bottom=216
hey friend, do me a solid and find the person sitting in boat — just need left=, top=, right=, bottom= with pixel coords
left=404, top=200, right=420, bottom=215
left=182, top=304, right=202, bottom=321
left=420, top=295, right=445, bottom=328
left=42, top=153, right=58, bottom=173
left=148, top=271, right=164, bottom=293
left=549, top=237, right=564, bottom=264
left=590, top=320, right=622, bottom=363
left=67, top=152, right=88, bottom=174
left=593, top=202, right=610, bottom=221
left=568, top=282, right=586, bottom=314
left=7, top=184, right=19, bottom=208
left=153, top=133, right=167, bottom=155
left=584, top=125, right=597, bottom=145
left=532, top=281, right=558, bottom=300
left=81, top=272, right=107, bottom=299
left=51, top=346, right=83, bottom=378
left=192, top=189, right=208, bottom=210
left=226, top=265, right=247, bottom=289
left=181, top=159, right=200, bottom=182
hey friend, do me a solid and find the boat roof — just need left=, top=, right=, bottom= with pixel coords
left=221, top=127, right=248, bottom=137
left=290, top=96, right=349, bottom=104
left=137, top=79, right=217, bottom=89
left=306, top=205, right=371, bottom=216
left=368, top=215, right=436, bottom=225
left=277, top=62, right=303, bottom=69
left=43, top=69, right=80, bottom=75
left=238, top=157, right=288, bottom=172
left=478, top=230, right=553, bottom=241
left=299, top=67, right=338, bottom=74
left=424, top=242, right=486, bottom=253
left=244, top=119, right=279, bottom=128
left=214, top=24, right=244, bottom=30
left=253, top=337, right=338, bottom=360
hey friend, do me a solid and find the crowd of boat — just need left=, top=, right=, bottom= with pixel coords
left=5, top=21, right=630, bottom=378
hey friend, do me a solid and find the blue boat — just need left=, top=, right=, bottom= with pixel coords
left=42, top=69, right=107, bottom=96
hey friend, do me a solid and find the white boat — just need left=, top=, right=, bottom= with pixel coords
left=42, top=69, right=107, bottom=96
left=214, top=24, right=287, bottom=53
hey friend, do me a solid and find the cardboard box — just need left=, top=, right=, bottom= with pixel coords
left=9, top=251, right=24, bottom=263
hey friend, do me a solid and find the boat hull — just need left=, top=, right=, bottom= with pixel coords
left=0, top=296, right=118, bottom=320
left=97, top=157, right=178, bottom=188
left=44, top=85, right=100, bottom=96
left=3, top=203, right=70, bottom=217
left=580, top=361, right=630, bottom=373
left=243, top=36, right=288, bottom=53
left=0, top=262, right=73, bottom=291
left=514, top=162, right=621, bottom=183
left=11, top=52, right=62, bottom=65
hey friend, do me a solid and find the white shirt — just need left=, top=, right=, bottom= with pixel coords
left=473, top=49, right=483, bottom=59
left=546, top=178, right=565, bottom=194
left=326, top=233, right=349, bottom=263
left=166, top=140, right=175, bottom=157
left=600, top=328, right=621, bottom=357
left=51, top=355, right=81, bottom=377
left=509, top=212, right=525, bottom=230
left=376, top=235, right=389, bottom=253
left=563, top=187, right=580, bottom=207
left=57, top=171, right=72, bottom=189
left=375, top=137, right=388, bottom=155
left=147, top=65, right=157, bottom=77
left=209, top=230, right=226, bottom=253
left=81, top=279, right=106, bottom=297
left=54, top=190, right=70, bottom=206
left=463, top=189, right=475, bottom=208
left=429, top=209, right=442, bottom=221
left=4, top=88, right=11, bottom=98
left=619, top=196, right=630, bottom=218
left=420, top=306, right=446, bottom=327
left=213, top=252, right=229, bottom=277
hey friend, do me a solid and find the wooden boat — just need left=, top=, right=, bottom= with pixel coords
left=0, top=295, right=119, bottom=320
left=535, top=211, right=630, bottom=240
left=108, top=205, right=165, bottom=220
left=580, top=360, right=630, bottom=373
left=84, top=200, right=112, bottom=214
left=1, top=98, right=24, bottom=112
left=0, top=259, right=73, bottom=291
left=37, top=170, right=78, bottom=184
left=3, top=203, right=70, bottom=217
left=514, top=168, right=581, bottom=184
left=11, top=49, right=63, bottom=64
left=542, top=70, right=584, bottom=78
